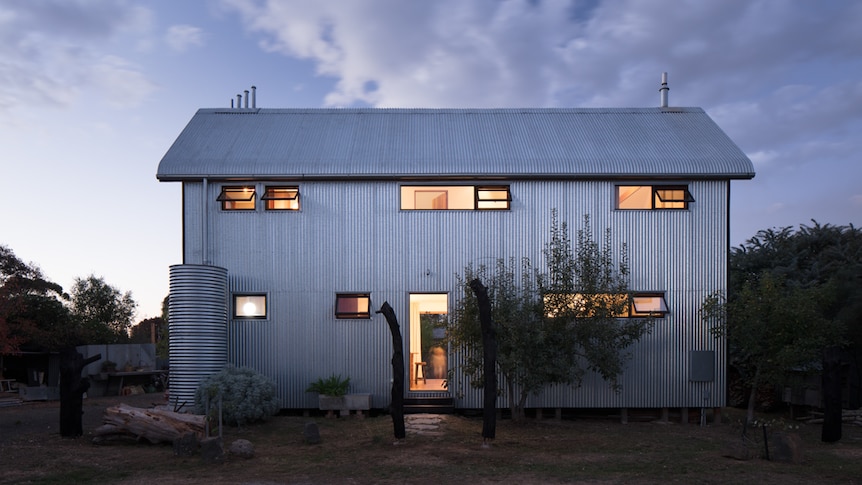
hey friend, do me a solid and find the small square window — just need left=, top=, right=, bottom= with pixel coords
left=631, top=294, right=669, bottom=317
left=262, top=186, right=300, bottom=210
left=476, top=186, right=511, bottom=210
left=335, top=293, right=371, bottom=319
left=218, top=186, right=256, bottom=210
left=234, top=294, right=266, bottom=318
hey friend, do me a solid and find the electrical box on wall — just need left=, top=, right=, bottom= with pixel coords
left=690, top=350, right=715, bottom=382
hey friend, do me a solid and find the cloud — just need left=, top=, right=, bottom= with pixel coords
left=165, top=24, right=205, bottom=52
left=222, top=0, right=862, bottom=110
left=0, top=1, right=156, bottom=113
left=92, top=55, right=158, bottom=108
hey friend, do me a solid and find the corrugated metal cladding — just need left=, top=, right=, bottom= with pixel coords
left=167, top=264, right=228, bottom=407
left=176, top=177, right=732, bottom=410
left=156, top=108, right=755, bottom=181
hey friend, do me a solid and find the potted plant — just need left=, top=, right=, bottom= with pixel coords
left=306, top=374, right=350, bottom=416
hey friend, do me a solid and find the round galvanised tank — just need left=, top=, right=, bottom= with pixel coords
left=168, top=264, right=228, bottom=409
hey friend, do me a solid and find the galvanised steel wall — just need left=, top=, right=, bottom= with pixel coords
left=180, top=178, right=729, bottom=409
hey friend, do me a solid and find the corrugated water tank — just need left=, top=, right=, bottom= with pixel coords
left=168, top=264, right=228, bottom=408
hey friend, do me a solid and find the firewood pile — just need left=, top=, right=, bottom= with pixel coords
left=93, top=403, right=205, bottom=444
left=797, top=409, right=862, bottom=427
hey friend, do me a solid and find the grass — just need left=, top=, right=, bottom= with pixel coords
left=2, top=404, right=862, bottom=484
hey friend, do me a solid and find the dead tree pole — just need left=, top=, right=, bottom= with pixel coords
left=469, top=278, right=497, bottom=443
left=59, top=348, right=101, bottom=437
left=377, top=302, right=406, bottom=440
left=821, top=346, right=843, bottom=442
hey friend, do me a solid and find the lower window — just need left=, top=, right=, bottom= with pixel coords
left=335, top=293, right=371, bottom=319
left=234, top=294, right=267, bottom=318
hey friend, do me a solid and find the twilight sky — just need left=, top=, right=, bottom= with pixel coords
left=1, top=0, right=860, bottom=321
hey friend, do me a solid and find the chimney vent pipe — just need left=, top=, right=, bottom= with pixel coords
left=659, top=72, right=669, bottom=108
left=244, top=90, right=249, bottom=109
left=236, top=94, right=242, bottom=109
left=251, top=86, right=257, bottom=109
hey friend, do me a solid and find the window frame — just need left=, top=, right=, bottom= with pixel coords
left=217, top=185, right=256, bottom=211
left=262, top=186, right=301, bottom=211
left=616, top=185, right=694, bottom=210
left=400, top=184, right=512, bottom=211
left=543, top=292, right=668, bottom=318
left=630, top=293, right=669, bottom=317
left=475, top=185, right=512, bottom=210
left=335, top=293, right=372, bottom=319
left=233, top=294, right=267, bottom=319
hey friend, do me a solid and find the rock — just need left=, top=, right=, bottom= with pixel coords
left=200, top=437, right=224, bottom=463
left=770, top=432, right=803, bottom=464
left=723, top=440, right=753, bottom=461
left=304, top=422, right=321, bottom=444
left=173, top=432, right=198, bottom=457
left=229, top=439, right=255, bottom=459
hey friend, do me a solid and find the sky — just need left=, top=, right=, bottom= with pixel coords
left=1, top=0, right=860, bottom=322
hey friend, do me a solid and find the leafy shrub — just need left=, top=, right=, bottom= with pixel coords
left=194, top=366, right=279, bottom=426
left=305, top=374, right=350, bottom=396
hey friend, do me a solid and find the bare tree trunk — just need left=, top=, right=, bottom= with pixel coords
left=376, top=302, right=406, bottom=440
left=60, top=348, right=101, bottom=437
left=746, top=367, right=760, bottom=425
left=822, top=346, right=843, bottom=442
left=469, top=278, right=497, bottom=441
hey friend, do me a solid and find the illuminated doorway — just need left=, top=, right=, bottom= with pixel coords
left=409, top=293, right=448, bottom=392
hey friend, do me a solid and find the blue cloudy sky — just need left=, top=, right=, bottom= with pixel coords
left=1, top=0, right=860, bottom=321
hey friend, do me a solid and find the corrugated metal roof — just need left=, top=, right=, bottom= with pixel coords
left=156, top=108, right=755, bottom=181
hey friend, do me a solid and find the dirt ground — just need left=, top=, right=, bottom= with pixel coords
left=2, top=393, right=862, bottom=485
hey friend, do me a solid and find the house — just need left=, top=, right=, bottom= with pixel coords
left=156, top=82, right=754, bottom=416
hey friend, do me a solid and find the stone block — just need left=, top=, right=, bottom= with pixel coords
left=200, top=437, right=224, bottom=463
left=770, top=432, right=803, bottom=464
left=173, top=432, right=198, bottom=457
left=304, top=422, right=321, bottom=444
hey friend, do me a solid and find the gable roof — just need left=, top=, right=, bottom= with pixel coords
left=156, top=107, right=755, bottom=181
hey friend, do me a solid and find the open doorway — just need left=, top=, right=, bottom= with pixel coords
left=408, top=293, right=448, bottom=392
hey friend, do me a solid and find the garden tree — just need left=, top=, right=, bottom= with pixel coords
left=448, top=213, right=653, bottom=420
left=70, top=275, right=137, bottom=344
left=701, top=273, right=841, bottom=424
left=721, top=222, right=862, bottom=408
left=1, top=245, right=75, bottom=356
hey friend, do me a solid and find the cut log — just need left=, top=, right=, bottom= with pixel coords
left=94, top=403, right=205, bottom=444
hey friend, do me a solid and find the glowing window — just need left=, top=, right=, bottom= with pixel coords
left=262, top=186, right=300, bottom=210
left=234, top=295, right=266, bottom=318
left=401, top=185, right=511, bottom=210
left=335, top=293, right=371, bottom=319
left=631, top=294, right=669, bottom=317
left=616, top=185, right=693, bottom=210
left=544, top=292, right=668, bottom=318
left=476, top=186, right=511, bottom=210
left=218, top=186, right=256, bottom=210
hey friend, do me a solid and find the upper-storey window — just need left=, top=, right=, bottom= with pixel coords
left=262, top=186, right=300, bottom=211
left=401, top=185, right=511, bottom=210
left=616, top=185, right=694, bottom=210
left=218, top=186, right=256, bottom=210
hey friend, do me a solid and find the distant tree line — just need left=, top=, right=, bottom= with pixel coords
left=1, top=244, right=166, bottom=358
